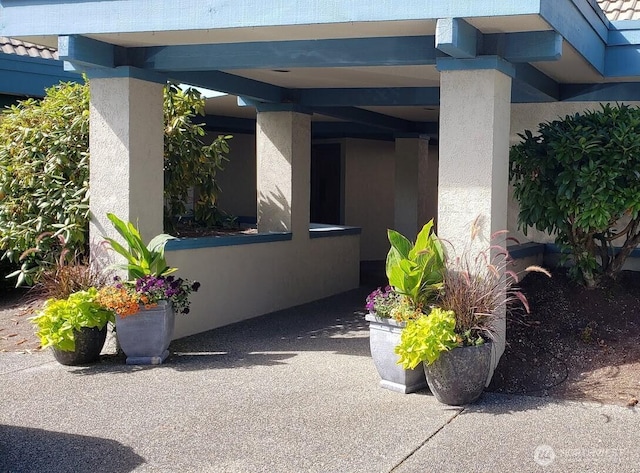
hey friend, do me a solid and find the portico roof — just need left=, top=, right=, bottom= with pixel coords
left=1, top=0, right=640, bottom=134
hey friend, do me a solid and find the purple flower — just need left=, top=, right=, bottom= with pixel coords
left=192, top=281, right=201, bottom=292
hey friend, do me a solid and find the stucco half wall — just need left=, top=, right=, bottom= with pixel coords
left=165, top=233, right=360, bottom=339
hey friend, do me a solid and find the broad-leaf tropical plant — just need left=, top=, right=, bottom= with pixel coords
left=104, top=213, right=176, bottom=279
left=386, top=219, right=445, bottom=309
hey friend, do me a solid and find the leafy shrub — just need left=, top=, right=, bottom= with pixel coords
left=510, top=104, right=640, bottom=287
left=0, top=80, right=231, bottom=285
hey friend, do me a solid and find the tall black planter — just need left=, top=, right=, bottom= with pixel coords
left=424, top=342, right=492, bottom=406
left=52, top=326, right=107, bottom=366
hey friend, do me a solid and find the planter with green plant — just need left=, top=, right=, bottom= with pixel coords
left=97, top=213, right=199, bottom=365
left=395, top=221, right=550, bottom=405
left=31, top=288, right=115, bottom=365
left=365, top=220, right=445, bottom=393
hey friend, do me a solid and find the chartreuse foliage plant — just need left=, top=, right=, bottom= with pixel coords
left=31, top=288, right=115, bottom=351
left=0, top=80, right=231, bottom=285
left=394, top=308, right=459, bottom=368
left=510, top=104, right=640, bottom=287
left=386, top=220, right=445, bottom=309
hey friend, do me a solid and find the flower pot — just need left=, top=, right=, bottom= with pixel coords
left=365, top=314, right=428, bottom=393
left=423, top=342, right=492, bottom=406
left=52, top=326, right=107, bottom=366
left=116, top=300, right=175, bottom=365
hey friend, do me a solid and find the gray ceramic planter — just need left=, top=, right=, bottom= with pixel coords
left=424, top=342, right=492, bottom=406
left=365, top=314, right=428, bottom=393
left=116, top=300, right=175, bottom=365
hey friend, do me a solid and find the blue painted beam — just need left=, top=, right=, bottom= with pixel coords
left=294, top=88, right=440, bottom=107
left=169, top=71, right=284, bottom=103
left=313, top=106, right=417, bottom=132
left=436, top=18, right=478, bottom=59
left=202, top=116, right=256, bottom=134
left=561, top=82, right=640, bottom=101
left=482, top=31, right=563, bottom=63
left=58, top=35, right=124, bottom=69
left=605, top=46, right=640, bottom=77
left=133, top=36, right=440, bottom=72
left=0, top=54, right=80, bottom=97
left=513, top=63, right=560, bottom=101
left=436, top=56, right=516, bottom=77
left=0, top=0, right=542, bottom=37
left=539, top=0, right=606, bottom=75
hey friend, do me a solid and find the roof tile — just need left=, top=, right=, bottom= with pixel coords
left=0, top=36, right=58, bottom=60
left=597, top=0, right=640, bottom=21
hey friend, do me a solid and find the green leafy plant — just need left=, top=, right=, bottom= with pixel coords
left=30, top=288, right=114, bottom=351
left=104, top=213, right=176, bottom=279
left=394, top=308, right=459, bottom=368
left=0, top=80, right=232, bottom=285
left=510, top=103, right=640, bottom=287
left=385, top=219, right=445, bottom=310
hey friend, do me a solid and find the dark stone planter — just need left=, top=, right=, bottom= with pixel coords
left=424, top=342, right=492, bottom=406
left=365, top=314, right=428, bottom=393
left=52, top=326, right=107, bottom=366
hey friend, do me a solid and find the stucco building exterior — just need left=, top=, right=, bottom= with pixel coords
left=2, top=1, right=640, bottom=373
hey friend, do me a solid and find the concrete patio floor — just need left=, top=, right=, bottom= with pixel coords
left=1, top=286, right=639, bottom=472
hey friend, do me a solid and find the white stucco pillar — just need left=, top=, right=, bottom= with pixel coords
left=256, top=110, right=311, bottom=238
left=394, top=136, right=435, bottom=238
left=437, top=64, right=513, bottom=382
left=89, top=76, right=164, bottom=265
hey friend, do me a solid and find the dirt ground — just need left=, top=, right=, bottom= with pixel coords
left=2, top=268, right=639, bottom=407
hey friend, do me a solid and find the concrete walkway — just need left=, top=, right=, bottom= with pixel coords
left=1, top=287, right=638, bottom=472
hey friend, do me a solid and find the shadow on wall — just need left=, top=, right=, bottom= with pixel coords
left=257, top=186, right=291, bottom=232
left=0, top=424, right=145, bottom=473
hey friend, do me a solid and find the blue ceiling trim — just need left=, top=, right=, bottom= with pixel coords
left=607, top=24, right=640, bottom=46
left=539, top=0, right=606, bottom=74
left=132, top=36, right=440, bottom=72
left=169, top=71, right=285, bottom=103
left=560, top=82, right=640, bottom=101
left=85, top=66, right=167, bottom=84
left=482, top=31, right=563, bottom=63
left=0, top=54, right=80, bottom=97
left=436, top=56, right=516, bottom=78
left=513, top=63, right=560, bottom=101
left=0, top=0, right=542, bottom=37
left=294, top=88, right=440, bottom=107
left=436, top=18, right=478, bottom=59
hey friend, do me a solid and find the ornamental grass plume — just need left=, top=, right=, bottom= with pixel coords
left=437, top=217, right=551, bottom=345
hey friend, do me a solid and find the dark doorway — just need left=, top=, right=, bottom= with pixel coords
left=310, top=143, right=342, bottom=224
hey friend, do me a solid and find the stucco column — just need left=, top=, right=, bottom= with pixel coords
left=394, top=136, right=434, bottom=238
left=256, top=110, right=311, bottom=238
left=89, top=76, right=164, bottom=267
left=437, top=66, right=512, bottom=382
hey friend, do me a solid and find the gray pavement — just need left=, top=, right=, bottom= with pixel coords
left=1, top=286, right=638, bottom=473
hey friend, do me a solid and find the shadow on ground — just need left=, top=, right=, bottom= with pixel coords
left=0, top=424, right=145, bottom=473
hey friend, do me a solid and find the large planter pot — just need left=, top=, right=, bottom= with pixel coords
left=365, top=314, right=428, bottom=393
left=116, top=300, right=175, bottom=365
left=52, top=326, right=107, bottom=366
left=424, top=342, right=492, bottom=406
